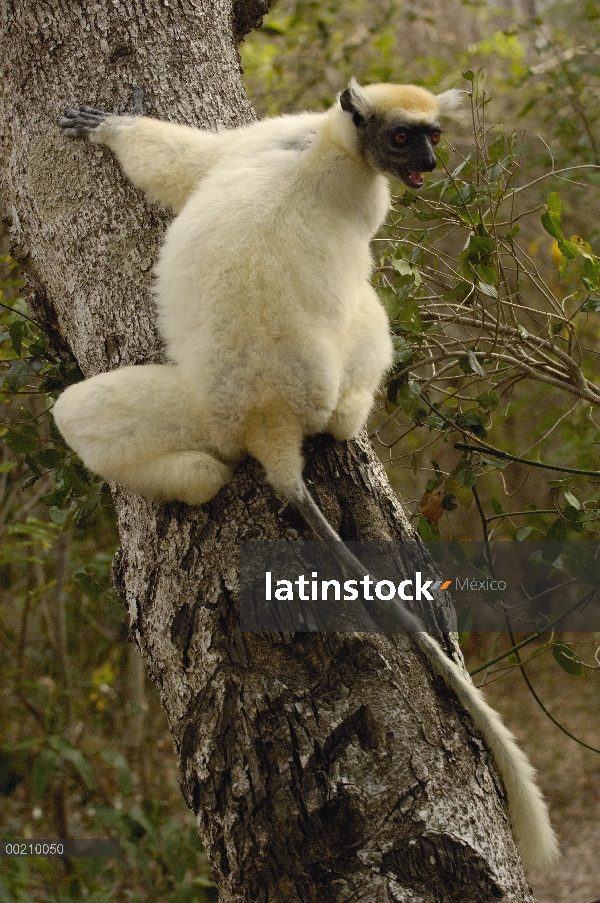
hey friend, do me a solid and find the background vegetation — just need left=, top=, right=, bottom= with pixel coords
left=1, top=0, right=599, bottom=900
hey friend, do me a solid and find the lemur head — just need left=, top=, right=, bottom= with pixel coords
left=339, top=79, right=462, bottom=189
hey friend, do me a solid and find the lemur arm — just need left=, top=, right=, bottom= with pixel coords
left=58, top=96, right=230, bottom=212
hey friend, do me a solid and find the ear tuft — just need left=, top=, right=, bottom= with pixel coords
left=436, top=88, right=464, bottom=116
left=339, top=77, right=374, bottom=127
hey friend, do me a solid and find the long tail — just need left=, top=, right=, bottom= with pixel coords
left=293, top=480, right=559, bottom=869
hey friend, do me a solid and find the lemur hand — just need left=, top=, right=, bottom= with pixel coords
left=57, top=105, right=108, bottom=138
left=57, top=87, right=143, bottom=138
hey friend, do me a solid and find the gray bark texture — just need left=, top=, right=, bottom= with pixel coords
left=0, top=2, right=536, bottom=900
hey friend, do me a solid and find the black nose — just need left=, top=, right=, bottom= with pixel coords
left=423, top=154, right=437, bottom=172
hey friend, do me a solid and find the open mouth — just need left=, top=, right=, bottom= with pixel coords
left=399, top=170, right=425, bottom=189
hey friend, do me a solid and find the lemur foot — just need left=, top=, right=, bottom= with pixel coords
left=57, top=105, right=108, bottom=138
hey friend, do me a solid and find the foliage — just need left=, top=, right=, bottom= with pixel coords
left=369, top=71, right=600, bottom=550
left=240, top=2, right=600, bottom=757
left=241, top=0, right=407, bottom=114
left=0, top=257, right=216, bottom=900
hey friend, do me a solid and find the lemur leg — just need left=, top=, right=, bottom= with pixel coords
left=53, top=365, right=234, bottom=506
left=327, top=284, right=393, bottom=441
left=327, top=388, right=376, bottom=441
left=57, top=104, right=229, bottom=212
left=243, top=401, right=305, bottom=499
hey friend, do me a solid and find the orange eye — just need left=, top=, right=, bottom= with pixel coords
left=394, top=132, right=407, bottom=144
left=431, top=130, right=441, bottom=145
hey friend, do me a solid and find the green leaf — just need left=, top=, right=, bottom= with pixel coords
left=563, top=544, right=600, bottom=584
left=8, top=320, right=25, bottom=357
left=445, top=476, right=472, bottom=509
left=435, top=144, right=449, bottom=166
left=24, top=452, right=41, bottom=476
left=391, top=257, right=413, bottom=277
left=396, top=297, right=422, bottom=332
left=458, top=354, right=475, bottom=374
left=552, top=642, right=585, bottom=676
left=418, top=514, right=440, bottom=541
left=49, top=737, right=95, bottom=789
left=517, top=526, right=533, bottom=541
left=558, top=239, right=581, bottom=260
left=49, top=506, right=70, bottom=525
left=462, top=70, right=475, bottom=81
left=546, top=191, right=561, bottom=217
left=442, top=280, right=473, bottom=303
left=423, top=414, right=446, bottom=431
left=391, top=336, right=412, bottom=365
left=477, top=390, right=500, bottom=411
left=378, top=285, right=401, bottom=320
left=125, top=806, right=155, bottom=839
left=491, top=497, right=504, bottom=515
left=3, top=429, right=39, bottom=454
left=478, top=280, right=498, bottom=298
left=32, top=749, right=58, bottom=798
left=395, top=379, right=421, bottom=418
left=506, top=224, right=521, bottom=240
left=544, top=518, right=568, bottom=543
left=541, top=212, right=563, bottom=241
left=57, top=461, right=88, bottom=496
left=562, top=505, right=581, bottom=525
left=261, top=21, right=287, bottom=34
left=458, top=409, right=488, bottom=438
left=582, top=256, right=600, bottom=289
left=457, top=248, right=475, bottom=280
left=4, top=359, right=32, bottom=392
left=73, top=494, right=100, bottom=523
left=469, top=234, right=496, bottom=256
left=581, top=297, right=600, bottom=312
left=37, top=448, right=61, bottom=469
left=563, top=490, right=580, bottom=510
left=487, top=135, right=506, bottom=162
left=73, top=567, right=104, bottom=598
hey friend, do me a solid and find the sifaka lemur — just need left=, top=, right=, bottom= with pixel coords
left=54, top=79, right=558, bottom=868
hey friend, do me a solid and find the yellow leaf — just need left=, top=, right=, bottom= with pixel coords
left=445, top=476, right=473, bottom=509
left=570, top=234, right=592, bottom=254
left=550, top=239, right=562, bottom=267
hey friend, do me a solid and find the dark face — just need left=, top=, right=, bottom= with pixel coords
left=339, top=87, right=442, bottom=188
left=358, top=119, right=441, bottom=189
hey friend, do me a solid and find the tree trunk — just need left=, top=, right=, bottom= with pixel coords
left=0, top=2, right=536, bottom=900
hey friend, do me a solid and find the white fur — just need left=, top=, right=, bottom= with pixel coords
left=54, top=82, right=557, bottom=868
left=417, top=632, right=558, bottom=869
left=435, top=88, right=464, bottom=115
left=55, top=99, right=394, bottom=500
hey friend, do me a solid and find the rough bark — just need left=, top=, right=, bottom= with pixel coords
left=0, top=2, right=536, bottom=900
